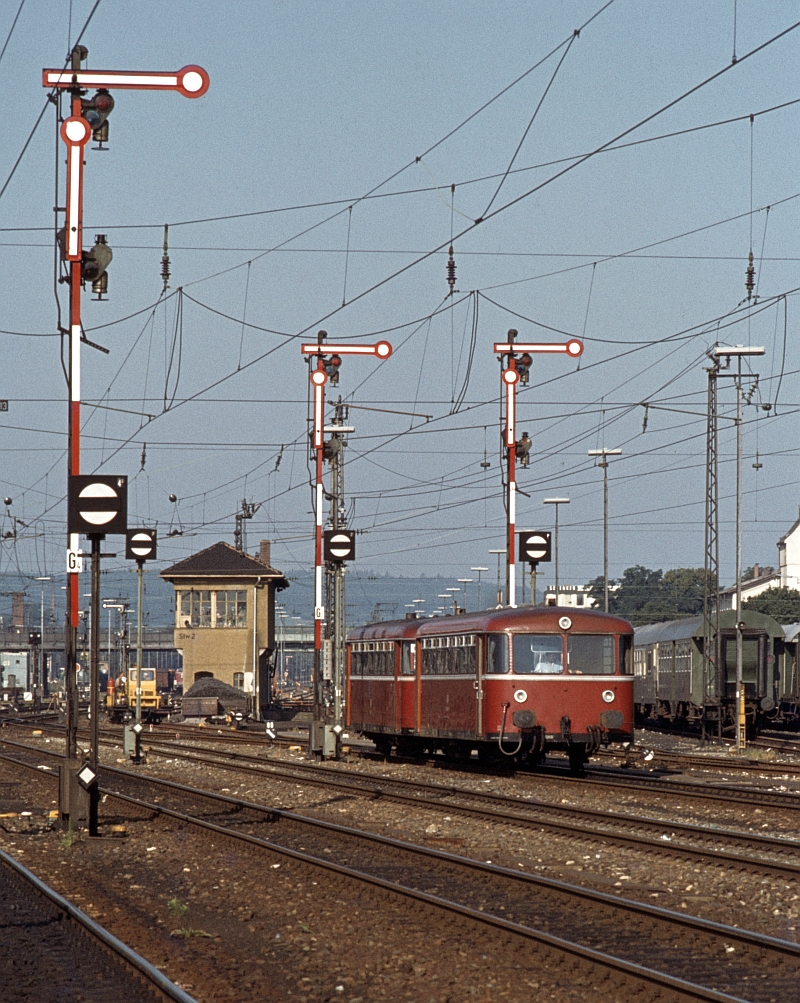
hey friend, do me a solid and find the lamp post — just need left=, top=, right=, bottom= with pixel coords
left=457, top=579, right=473, bottom=612
left=446, top=587, right=461, bottom=614
left=489, top=550, right=505, bottom=606
left=588, top=450, right=622, bottom=612
left=543, top=498, right=570, bottom=605
left=470, top=567, right=488, bottom=611
left=34, top=577, right=51, bottom=698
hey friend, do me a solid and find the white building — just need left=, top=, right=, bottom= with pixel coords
left=542, top=584, right=598, bottom=608
left=716, top=565, right=779, bottom=611
left=716, top=508, right=800, bottom=610
left=779, top=509, right=800, bottom=590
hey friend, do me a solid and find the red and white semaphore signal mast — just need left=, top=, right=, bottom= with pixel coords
left=301, top=330, right=392, bottom=755
left=493, top=329, right=583, bottom=607
left=43, top=46, right=209, bottom=778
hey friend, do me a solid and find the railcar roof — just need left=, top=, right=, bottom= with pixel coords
left=783, top=623, right=800, bottom=642
left=635, top=609, right=785, bottom=645
left=348, top=606, right=632, bottom=641
left=634, top=615, right=705, bottom=645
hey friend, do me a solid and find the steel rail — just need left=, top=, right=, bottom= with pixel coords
left=2, top=741, right=797, bottom=1001
left=10, top=719, right=800, bottom=810
left=600, top=744, right=800, bottom=777
left=101, top=771, right=799, bottom=1003
left=8, top=725, right=800, bottom=866
left=131, top=737, right=800, bottom=878
left=0, top=845, right=198, bottom=1003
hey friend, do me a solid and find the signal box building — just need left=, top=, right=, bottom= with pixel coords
left=161, top=540, right=288, bottom=713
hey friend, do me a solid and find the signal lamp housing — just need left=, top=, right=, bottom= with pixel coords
left=82, top=234, right=113, bottom=299
left=324, top=354, right=342, bottom=385
left=516, top=431, right=532, bottom=467
left=81, top=89, right=115, bottom=147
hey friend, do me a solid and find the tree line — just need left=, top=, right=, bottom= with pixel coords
left=585, top=566, right=800, bottom=626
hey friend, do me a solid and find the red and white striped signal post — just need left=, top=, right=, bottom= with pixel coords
left=493, top=330, right=583, bottom=607
left=44, top=46, right=208, bottom=820
left=301, top=331, right=392, bottom=756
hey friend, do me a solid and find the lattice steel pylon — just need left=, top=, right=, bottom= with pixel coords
left=702, top=357, right=721, bottom=740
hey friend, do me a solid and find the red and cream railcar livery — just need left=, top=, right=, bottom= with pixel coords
left=347, top=606, right=634, bottom=769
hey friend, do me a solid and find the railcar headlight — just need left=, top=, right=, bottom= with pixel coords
left=601, top=690, right=615, bottom=703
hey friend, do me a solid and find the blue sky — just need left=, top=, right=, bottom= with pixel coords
left=1, top=0, right=799, bottom=609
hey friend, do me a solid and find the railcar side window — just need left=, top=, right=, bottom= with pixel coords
left=486, top=633, right=508, bottom=674
left=513, top=634, right=564, bottom=674
left=401, top=642, right=415, bottom=675
left=619, top=636, right=634, bottom=674
left=349, top=641, right=395, bottom=676
left=420, top=635, right=476, bottom=675
left=567, top=635, right=615, bottom=675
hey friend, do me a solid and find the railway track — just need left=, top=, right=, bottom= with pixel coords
left=0, top=843, right=196, bottom=1002
left=117, top=734, right=800, bottom=878
left=1, top=739, right=796, bottom=1003
left=11, top=717, right=800, bottom=811
left=608, top=744, right=800, bottom=777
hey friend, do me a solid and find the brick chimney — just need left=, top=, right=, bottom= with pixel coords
left=11, top=592, right=24, bottom=628
left=753, top=564, right=760, bottom=579
left=259, top=539, right=271, bottom=567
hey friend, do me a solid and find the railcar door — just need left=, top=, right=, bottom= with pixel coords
left=721, top=632, right=764, bottom=700
left=475, top=635, right=484, bottom=735
left=397, top=641, right=417, bottom=731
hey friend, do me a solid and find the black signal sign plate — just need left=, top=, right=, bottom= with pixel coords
left=518, top=531, right=551, bottom=564
left=324, top=529, right=355, bottom=562
left=126, top=528, right=157, bottom=561
left=68, top=475, right=127, bottom=536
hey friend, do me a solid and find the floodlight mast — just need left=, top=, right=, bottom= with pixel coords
left=493, top=330, right=582, bottom=607
left=301, top=331, right=391, bottom=756
left=588, top=448, right=622, bottom=612
left=44, top=48, right=209, bottom=811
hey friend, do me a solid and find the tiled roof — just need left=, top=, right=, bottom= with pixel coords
left=161, top=541, right=288, bottom=586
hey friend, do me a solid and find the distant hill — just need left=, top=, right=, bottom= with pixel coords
left=0, top=567, right=500, bottom=633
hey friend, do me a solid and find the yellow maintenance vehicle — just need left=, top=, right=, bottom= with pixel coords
left=106, top=667, right=172, bottom=722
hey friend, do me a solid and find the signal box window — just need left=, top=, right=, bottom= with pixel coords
left=486, top=633, right=508, bottom=674
left=567, top=635, right=615, bottom=675
left=513, top=634, right=563, bottom=674
left=180, top=590, right=211, bottom=627
left=179, top=590, right=247, bottom=628
left=215, top=590, right=247, bottom=627
left=233, top=672, right=244, bottom=690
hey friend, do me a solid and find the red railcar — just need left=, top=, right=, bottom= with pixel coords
left=347, top=606, right=634, bottom=770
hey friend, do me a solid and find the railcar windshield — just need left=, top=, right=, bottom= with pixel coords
left=567, top=635, right=615, bottom=675
left=486, top=633, right=508, bottom=674
left=513, top=634, right=563, bottom=674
